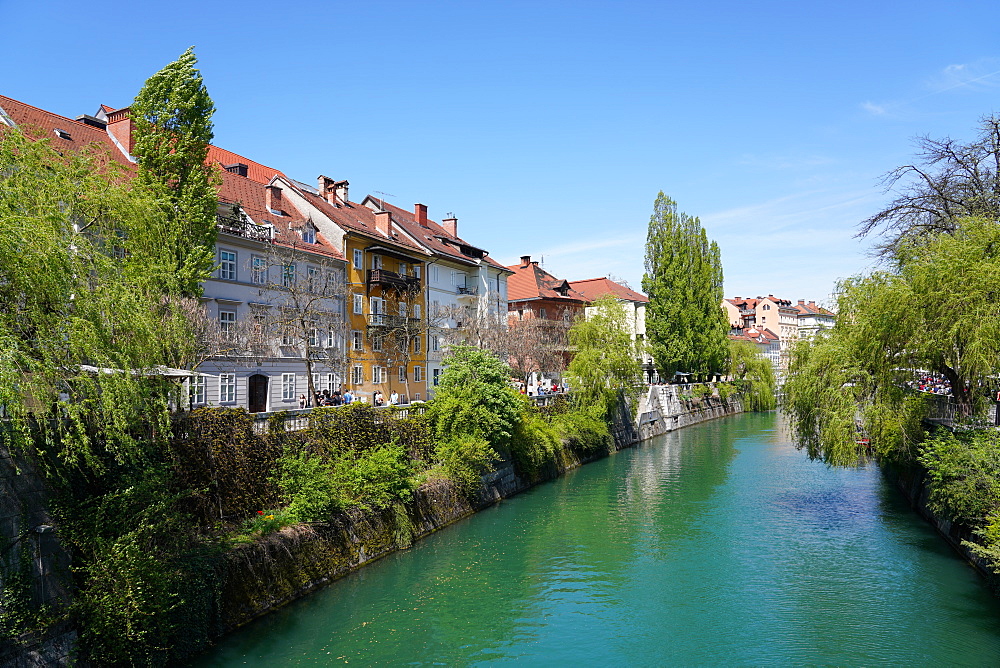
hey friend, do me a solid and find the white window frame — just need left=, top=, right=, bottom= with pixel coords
left=372, top=366, right=385, bottom=384
left=251, top=255, right=266, bottom=284
left=352, top=330, right=363, bottom=351
left=353, top=248, right=364, bottom=270
left=353, top=293, right=364, bottom=315
left=220, top=373, right=237, bottom=403
left=431, top=335, right=439, bottom=352
left=301, top=226, right=316, bottom=244
left=281, top=373, right=296, bottom=400
left=282, top=263, right=296, bottom=288
left=414, top=304, right=421, bottom=320
left=413, top=265, right=421, bottom=279
left=431, top=265, right=439, bottom=283
left=414, top=366, right=423, bottom=382
left=412, top=335, right=421, bottom=353
left=190, top=374, right=206, bottom=405
left=307, top=265, right=320, bottom=291
left=432, top=368, right=441, bottom=387
left=351, top=365, right=363, bottom=386
left=372, top=254, right=382, bottom=270
left=398, top=366, right=406, bottom=383
left=372, top=334, right=384, bottom=352
left=219, top=310, right=236, bottom=338
left=398, top=302, right=407, bottom=318
left=220, top=250, right=237, bottom=281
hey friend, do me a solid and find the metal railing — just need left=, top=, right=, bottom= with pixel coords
left=250, top=403, right=428, bottom=434
left=368, top=269, right=421, bottom=291
left=217, top=215, right=272, bottom=242
left=456, top=286, right=478, bottom=296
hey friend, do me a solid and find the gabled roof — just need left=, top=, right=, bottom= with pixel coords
left=506, top=258, right=587, bottom=303
left=217, top=170, right=343, bottom=261
left=361, top=198, right=510, bottom=272
left=729, top=327, right=779, bottom=345
left=291, top=186, right=430, bottom=259
left=569, top=277, right=648, bottom=304
left=0, top=94, right=133, bottom=169
left=794, top=300, right=836, bottom=317
left=207, top=144, right=285, bottom=185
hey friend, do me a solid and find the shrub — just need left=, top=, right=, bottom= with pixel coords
left=435, top=435, right=500, bottom=496
left=333, top=442, right=415, bottom=511
left=275, top=448, right=341, bottom=522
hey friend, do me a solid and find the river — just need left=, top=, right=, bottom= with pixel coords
left=192, top=411, right=1000, bottom=665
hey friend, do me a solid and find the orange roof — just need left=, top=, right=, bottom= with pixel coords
left=568, top=277, right=648, bottom=303
left=506, top=258, right=587, bottom=303
left=206, top=144, right=285, bottom=185
left=362, top=198, right=509, bottom=271
left=217, top=170, right=343, bottom=261
left=293, top=187, right=429, bottom=259
left=0, top=94, right=134, bottom=169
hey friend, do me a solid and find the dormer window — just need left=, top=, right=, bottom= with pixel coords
left=301, top=226, right=316, bottom=244
left=54, top=128, right=71, bottom=140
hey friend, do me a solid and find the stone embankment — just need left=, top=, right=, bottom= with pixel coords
left=218, top=384, right=743, bottom=633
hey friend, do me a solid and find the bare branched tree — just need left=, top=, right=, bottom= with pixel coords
left=859, top=115, right=1000, bottom=259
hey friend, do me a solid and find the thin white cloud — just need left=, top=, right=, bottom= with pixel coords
left=861, top=101, right=887, bottom=116
left=928, top=59, right=1000, bottom=93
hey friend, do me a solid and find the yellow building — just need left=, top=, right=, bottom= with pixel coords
left=284, top=177, right=430, bottom=403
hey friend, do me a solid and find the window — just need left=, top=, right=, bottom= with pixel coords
left=539, top=308, right=547, bottom=319
left=372, top=335, right=384, bottom=352
left=431, top=335, right=439, bottom=352
left=190, top=374, right=206, bottom=405
left=307, top=265, right=320, bottom=291
left=282, top=329, right=295, bottom=346
left=399, top=262, right=407, bottom=275
left=370, top=297, right=384, bottom=316
left=219, top=310, right=236, bottom=338
left=372, top=254, right=382, bottom=270
left=432, top=368, right=441, bottom=387
left=251, top=256, right=266, bottom=284
left=412, top=335, right=421, bottom=353
left=762, top=304, right=771, bottom=310
left=328, top=328, right=343, bottom=350
left=413, top=265, right=421, bottom=279
left=414, top=304, right=421, bottom=320
left=352, top=330, right=363, bottom=351
left=398, top=366, right=406, bottom=382
left=351, top=365, right=363, bottom=386
left=414, top=393, right=421, bottom=401
left=282, top=373, right=296, bottom=400
left=220, top=374, right=236, bottom=403
left=432, top=300, right=440, bottom=316
left=431, top=265, right=439, bottom=283
left=301, top=226, right=316, bottom=244
left=312, top=373, right=321, bottom=393
left=308, top=326, right=318, bottom=347
left=353, top=249, right=363, bottom=270
left=326, top=374, right=336, bottom=392
left=220, top=250, right=237, bottom=280
left=414, top=366, right=423, bottom=382
left=353, top=293, right=364, bottom=314
left=372, top=366, right=385, bottom=384
left=282, top=264, right=296, bottom=288
left=398, top=302, right=407, bottom=318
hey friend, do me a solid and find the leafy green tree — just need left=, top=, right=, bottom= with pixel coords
left=642, top=192, right=729, bottom=380
left=727, top=339, right=777, bottom=412
left=131, top=46, right=218, bottom=297
left=565, top=295, right=642, bottom=415
left=785, top=216, right=1000, bottom=465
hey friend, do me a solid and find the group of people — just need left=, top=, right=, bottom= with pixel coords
left=296, top=388, right=401, bottom=409
left=516, top=380, right=566, bottom=397
left=910, top=375, right=953, bottom=396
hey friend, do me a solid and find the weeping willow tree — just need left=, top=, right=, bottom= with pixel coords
left=727, top=339, right=777, bottom=412
left=784, top=216, right=1000, bottom=466
left=0, top=126, right=203, bottom=465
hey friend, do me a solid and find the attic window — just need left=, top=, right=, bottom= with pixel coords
left=301, top=226, right=316, bottom=244
left=54, top=128, right=72, bottom=140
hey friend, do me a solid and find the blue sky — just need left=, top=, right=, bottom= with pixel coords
left=6, top=0, right=1000, bottom=305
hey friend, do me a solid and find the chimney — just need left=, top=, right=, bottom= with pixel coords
left=520, top=255, right=531, bottom=267
left=266, top=185, right=282, bottom=212
left=415, top=203, right=428, bottom=227
left=75, top=114, right=106, bottom=129
left=442, top=216, right=458, bottom=237
left=317, top=175, right=337, bottom=204
left=734, top=296, right=741, bottom=300
left=224, top=163, right=248, bottom=177
left=335, top=180, right=349, bottom=204
left=798, top=299, right=805, bottom=305
left=105, top=107, right=134, bottom=153
left=808, top=301, right=817, bottom=308
left=375, top=210, right=393, bottom=237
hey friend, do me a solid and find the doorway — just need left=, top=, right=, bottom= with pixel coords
left=248, top=374, right=269, bottom=413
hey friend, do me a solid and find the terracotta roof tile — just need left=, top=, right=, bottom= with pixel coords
left=568, top=277, right=648, bottom=303
left=505, top=260, right=587, bottom=303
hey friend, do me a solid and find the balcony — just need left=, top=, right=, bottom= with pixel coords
left=367, top=313, right=420, bottom=329
left=217, top=214, right=272, bottom=243
left=368, top=269, right=421, bottom=292
left=456, top=285, right=479, bottom=300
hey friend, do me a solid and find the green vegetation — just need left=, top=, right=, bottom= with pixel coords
left=642, top=191, right=729, bottom=381
left=785, top=115, right=1000, bottom=572
left=728, top=339, right=777, bottom=412
left=131, top=46, right=219, bottom=297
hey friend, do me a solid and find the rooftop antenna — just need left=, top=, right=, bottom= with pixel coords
left=373, top=190, right=395, bottom=212
left=446, top=211, right=455, bottom=218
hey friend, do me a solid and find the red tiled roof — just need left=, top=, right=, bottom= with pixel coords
left=568, top=277, right=648, bottom=303
left=293, top=187, right=429, bottom=258
left=505, top=259, right=587, bottom=303
left=217, top=170, right=343, bottom=261
left=0, top=94, right=134, bottom=169
left=207, top=144, right=285, bottom=185
left=729, top=327, right=779, bottom=344
left=794, top=301, right=835, bottom=316
left=362, top=198, right=509, bottom=271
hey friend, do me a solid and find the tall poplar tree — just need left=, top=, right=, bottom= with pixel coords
left=131, top=46, right=218, bottom=297
left=642, top=192, right=728, bottom=380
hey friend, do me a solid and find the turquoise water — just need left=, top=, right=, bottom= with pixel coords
left=192, top=412, right=1000, bottom=665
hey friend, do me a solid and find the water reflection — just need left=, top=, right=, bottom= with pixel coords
left=192, top=412, right=1000, bottom=666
